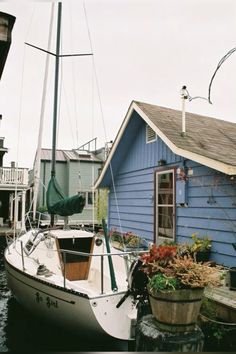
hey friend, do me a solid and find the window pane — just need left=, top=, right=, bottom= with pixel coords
left=87, top=192, right=94, bottom=205
left=158, top=206, right=173, bottom=238
left=158, top=173, right=173, bottom=204
left=155, top=170, right=174, bottom=240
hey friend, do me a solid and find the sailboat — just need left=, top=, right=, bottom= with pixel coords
left=4, top=3, right=140, bottom=341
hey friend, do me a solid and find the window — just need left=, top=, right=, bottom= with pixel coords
left=87, top=192, right=94, bottom=206
left=155, top=169, right=175, bottom=242
left=78, top=191, right=96, bottom=208
left=146, top=124, right=156, bottom=143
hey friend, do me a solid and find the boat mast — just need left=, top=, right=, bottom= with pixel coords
left=50, top=2, right=62, bottom=226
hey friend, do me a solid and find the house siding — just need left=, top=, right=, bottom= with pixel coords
left=68, top=160, right=101, bottom=223
left=107, top=113, right=236, bottom=267
left=177, top=161, right=236, bottom=267
left=108, top=118, right=182, bottom=239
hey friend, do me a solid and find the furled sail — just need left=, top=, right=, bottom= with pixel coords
left=46, top=176, right=85, bottom=216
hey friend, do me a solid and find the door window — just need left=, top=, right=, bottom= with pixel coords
left=155, top=169, right=175, bottom=242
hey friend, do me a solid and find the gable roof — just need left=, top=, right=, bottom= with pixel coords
left=95, top=100, right=236, bottom=188
left=40, top=148, right=102, bottom=162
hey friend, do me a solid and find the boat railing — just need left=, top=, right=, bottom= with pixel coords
left=25, top=211, right=50, bottom=229
left=17, top=238, right=147, bottom=294
left=5, top=227, right=23, bottom=253
left=59, top=248, right=146, bottom=294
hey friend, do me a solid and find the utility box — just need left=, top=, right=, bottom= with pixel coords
left=176, top=179, right=188, bottom=206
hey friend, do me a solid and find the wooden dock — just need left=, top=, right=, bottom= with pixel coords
left=204, top=285, right=236, bottom=322
left=0, top=226, right=15, bottom=237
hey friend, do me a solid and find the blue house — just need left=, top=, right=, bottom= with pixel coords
left=95, top=101, right=236, bottom=267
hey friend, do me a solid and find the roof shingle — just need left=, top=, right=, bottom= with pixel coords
left=135, top=101, right=236, bottom=167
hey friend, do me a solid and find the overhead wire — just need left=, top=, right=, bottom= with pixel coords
left=186, top=46, right=236, bottom=104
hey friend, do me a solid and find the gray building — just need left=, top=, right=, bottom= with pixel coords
left=30, top=144, right=106, bottom=226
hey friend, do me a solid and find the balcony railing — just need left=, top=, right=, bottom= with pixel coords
left=0, top=167, right=28, bottom=186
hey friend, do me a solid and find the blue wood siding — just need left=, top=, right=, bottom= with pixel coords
left=107, top=111, right=236, bottom=267
left=108, top=114, right=181, bottom=240
left=177, top=161, right=236, bottom=267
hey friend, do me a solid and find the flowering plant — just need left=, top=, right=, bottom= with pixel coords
left=140, top=244, right=222, bottom=292
left=109, top=229, right=148, bottom=250
left=190, top=233, right=212, bottom=252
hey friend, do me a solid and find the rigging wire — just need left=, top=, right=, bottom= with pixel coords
left=13, top=4, right=38, bottom=238
left=82, top=2, right=108, bottom=142
left=82, top=3, right=97, bottom=229
left=33, top=2, right=55, bottom=219
left=66, top=5, right=83, bottom=194
left=187, top=46, right=236, bottom=104
left=83, top=2, right=124, bottom=236
left=68, top=2, right=79, bottom=147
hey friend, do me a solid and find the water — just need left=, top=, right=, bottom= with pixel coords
left=0, top=237, right=128, bottom=352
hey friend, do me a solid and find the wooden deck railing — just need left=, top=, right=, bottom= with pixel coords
left=0, top=167, right=28, bottom=186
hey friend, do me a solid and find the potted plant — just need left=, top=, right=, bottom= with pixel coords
left=140, top=244, right=222, bottom=332
left=191, top=233, right=212, bottom=262
left=109, top=229, right=148, bottom=250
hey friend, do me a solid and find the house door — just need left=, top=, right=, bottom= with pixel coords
left=154, top=169, right=175, bottom=243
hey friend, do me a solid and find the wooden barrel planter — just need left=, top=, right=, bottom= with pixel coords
left=148, top=288, right=204, bottom=332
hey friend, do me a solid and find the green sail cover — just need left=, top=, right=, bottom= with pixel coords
left=46, top=176, right=85, bottom=216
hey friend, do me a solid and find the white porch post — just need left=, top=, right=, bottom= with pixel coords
left=9, top=193, right=13, bottom=224
left=21, top=190, right=26, bottom=231
left=14, top=192, right=19, bottom=230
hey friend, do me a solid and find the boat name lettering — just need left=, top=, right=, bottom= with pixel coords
left=35, top=292, right=43, bottom=303
left=46, top=296, right=58, bottom=308
left=35, top=292, right=58, bottom=309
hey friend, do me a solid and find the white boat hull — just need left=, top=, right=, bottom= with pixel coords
left=4, top=230, right=137, bottom=340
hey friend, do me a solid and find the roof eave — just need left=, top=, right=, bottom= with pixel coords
left=94, top=101, right=236, bottom=189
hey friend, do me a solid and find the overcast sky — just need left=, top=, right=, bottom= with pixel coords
left=0, top=0, right=236, bottom=169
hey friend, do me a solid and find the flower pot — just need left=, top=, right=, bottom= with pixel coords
left=148, top=288, right=204, bottom=332
left=229, top=267, right=236, bottom=290
left=195, top=250, right=210, bottom=262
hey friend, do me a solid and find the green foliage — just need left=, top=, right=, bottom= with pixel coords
left=199, top=298, right=236, bottom=350
left=97, top=189, right=108, bottom=223
left=148, top=273, right=181, bottom=291
left=37, top=205, right=48, bottom=213
left=191, top=233, right=212, bottom=252
left=200, top=297, right=218, bottom=319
